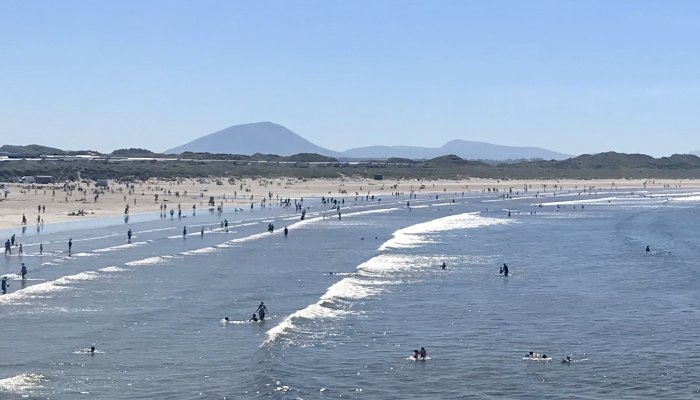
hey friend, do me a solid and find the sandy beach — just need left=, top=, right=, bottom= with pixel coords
left=1, top=177, right=698, bottom=230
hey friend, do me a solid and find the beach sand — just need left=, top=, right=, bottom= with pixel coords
left=0, top=177, right=697, bottom=230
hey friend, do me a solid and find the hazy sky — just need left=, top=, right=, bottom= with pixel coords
left=1, top=1, right=699, bottom=156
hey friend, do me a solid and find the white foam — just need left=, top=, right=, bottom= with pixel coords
left=181, top=247, right=217, bottom=255
left=70, top=252, right=96, bottom=257
left=342, top=207, right=400, bottom=217
left=0, top=373, right=45, bottom=393
left=93, top=241, right=147, bottom=253
left=380, top=212, right=510, bottom=251
left=0, top=271, right=99, bottom=305
left=125, top=255, right=178, bottom=266
left=264, top=303, right=350, bottom=345
left=99, top=266, right=127, bottom=272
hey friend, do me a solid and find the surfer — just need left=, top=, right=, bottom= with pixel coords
left=127, top=229, right=132, bottom=243
left=441, top=262, right=447, bottom=270
left=250, top=313, right=259, bottom=322
left=255, top=302, right=268, bottom=321
left=501, top=263, right=509, bottom=277
left=1, top=277, right=8, bottom=294
left=20, top=263, right=27, bottom=279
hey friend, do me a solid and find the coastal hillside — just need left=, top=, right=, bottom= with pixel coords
left=340, top=140, right=570, bottom=161
left=164, top=122, right=335, bottom=156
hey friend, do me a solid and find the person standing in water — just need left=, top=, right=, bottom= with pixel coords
left=441, top=262, right=447, bottom=270
left=256, top=302, right=268, bottom=321
left=183, top=226, right=187, bottom=238
left=646, top=245, right=650, bottom=253
left=20, top=263, right=27, bottom=279
left=68, top=238, right=73, bottom=255
left=39, top=243, right=43, bottom=255
left=283, top=227, right=288, bottom=236
left=127, top=229, right=132, bottom=243
left=501, top=263, right=509, bottom=276
left=1, top=277, right=8, bottom=294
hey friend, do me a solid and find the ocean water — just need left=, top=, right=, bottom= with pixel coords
left=1, top=189, right=700, bottom=399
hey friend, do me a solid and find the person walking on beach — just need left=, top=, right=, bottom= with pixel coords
left=68, top=238, right=73, bottom=255
left=1, top=277, right=8, bottom=294
left=127, top=229, right=132, bottom=243
left=255, top=302, right=268, bottom=321
left=20, top=263, right=27, bottom=279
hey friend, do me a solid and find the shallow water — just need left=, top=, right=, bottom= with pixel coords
left=1, top=189, right=700, bottom=399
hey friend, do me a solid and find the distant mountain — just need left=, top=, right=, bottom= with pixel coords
left=340, top=140, right=570, bottom=161
left=165, top=122, right=570, bottom=161
left=165, top=122, right=336, bottom=156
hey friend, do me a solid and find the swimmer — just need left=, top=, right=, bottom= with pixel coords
left=645, top=245, right=650, bottom=253
left=223, top=317, right=230, bottom=323
left=419, top=347, right=427, bottom=360
left=562, top=356, right=572, bottom=364
left=250, top=313, right=259, bottom=322
left=441, top=262, right=447, bottom=270
left=90, top=346, right=96, bottom=354
left=412, top=350, right=420, bottom=359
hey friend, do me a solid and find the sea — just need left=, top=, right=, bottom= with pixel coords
left=1, top=186, right=699, bottom=399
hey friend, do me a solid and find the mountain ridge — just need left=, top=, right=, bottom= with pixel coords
left=165, top=122, right=570, bottom=161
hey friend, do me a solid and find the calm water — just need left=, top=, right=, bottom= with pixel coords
left=1, top=188, right=699, bottom=399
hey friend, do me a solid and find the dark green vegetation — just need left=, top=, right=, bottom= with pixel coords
left=2, top=145, right=700, bottom=180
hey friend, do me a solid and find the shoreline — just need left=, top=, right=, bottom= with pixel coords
left=1, top=177, right=699, bottom=230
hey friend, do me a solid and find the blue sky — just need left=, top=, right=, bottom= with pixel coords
left=1, top=1, right=699, bottom=156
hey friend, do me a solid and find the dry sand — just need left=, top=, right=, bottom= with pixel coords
left=0, top=177, right=697, bottom=230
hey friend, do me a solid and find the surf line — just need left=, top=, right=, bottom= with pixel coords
left=261, top=212, right=512, bottom=347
